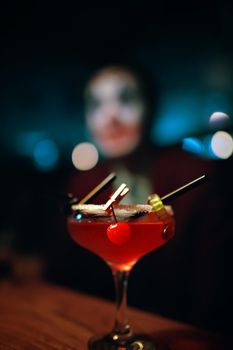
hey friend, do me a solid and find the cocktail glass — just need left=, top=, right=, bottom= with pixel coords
left=67, top=203, right=175, bottom=350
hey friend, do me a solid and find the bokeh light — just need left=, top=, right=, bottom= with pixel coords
left=72, top=142, right=99, bottom=171
left=182, top=137, right=204, bottom=156
left=210, top=131, right=233, bottom=159
left=33, top=138, right=59, bottom=170
left=209, top=112, right=229, bottom=124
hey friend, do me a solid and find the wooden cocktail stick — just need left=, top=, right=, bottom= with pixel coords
left=161, top=175, right=207, bottom=204
left=103, top=183, right=130, bottom=211
left=78, top=172, right=116, bottom=204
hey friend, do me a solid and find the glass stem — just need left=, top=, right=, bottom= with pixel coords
left=111, top=268, right=133, bottom=340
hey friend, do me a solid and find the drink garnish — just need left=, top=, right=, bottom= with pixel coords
left=161, top=175, right=207, bottom=204
left=103, top=183, right=130, bottom=211
left=147, top=193, right=164, bottom=212
left=107, top=222, right=131, bottom=245
left=73, top=182, right=132, bottom=218
left=148, top=174, right=208, bottom=211
left=78, top=172, right=116, bottom=204
left=72, top=204, right=152, bottom=218
left=107, top=205, right=131, bottom=245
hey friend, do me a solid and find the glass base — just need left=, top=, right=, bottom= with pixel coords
left=88, top=334, right=170, bottom=350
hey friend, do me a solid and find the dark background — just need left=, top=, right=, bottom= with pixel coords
left=1, top=1, right=233, bottom=167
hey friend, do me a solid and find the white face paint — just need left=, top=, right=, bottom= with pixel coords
left=85, top=70, right=146, bottom=158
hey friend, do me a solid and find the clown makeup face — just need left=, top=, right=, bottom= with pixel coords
left=85, top=68, right=146, bottom=158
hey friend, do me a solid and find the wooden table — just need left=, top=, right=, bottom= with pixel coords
left=0, top=281, right=229, bottom=349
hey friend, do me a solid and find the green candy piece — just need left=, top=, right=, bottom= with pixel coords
left=147, top=193, right=164, bottom=212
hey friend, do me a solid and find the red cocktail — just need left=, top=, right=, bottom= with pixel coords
left=68, top=204, right=174, bottom=271
left=67, top=203, right=175, bottom=349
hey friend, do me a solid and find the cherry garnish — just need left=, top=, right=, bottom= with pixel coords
left=107, top=222, right=131, bottom=246
left=107, top=204, right=131, bottom=246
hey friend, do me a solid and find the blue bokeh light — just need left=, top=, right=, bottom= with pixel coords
left=182, top=138, right=204, bottom=156
left=33, top=138, right=59, bottom=170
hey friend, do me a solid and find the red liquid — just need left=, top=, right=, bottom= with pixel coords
left=68, top=208, right=175, bottom=271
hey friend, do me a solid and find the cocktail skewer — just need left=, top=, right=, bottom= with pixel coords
left=161, top=174, right=207, bottom=204
left=71, top=173, right=207, bottom=216
left=148, top=174, right=208, bottom=212
left=103, top=183, right=130, bottom=211
left=78, top=172, right=116, bottom=204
